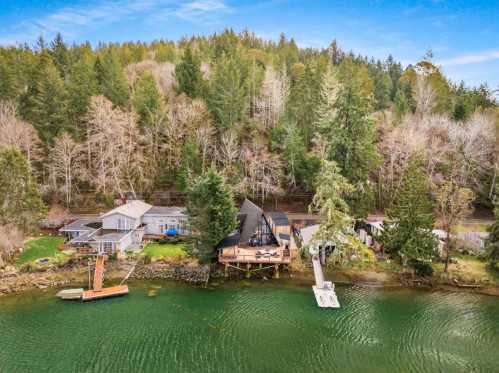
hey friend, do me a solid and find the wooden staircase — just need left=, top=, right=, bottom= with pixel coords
left=93, top=255, right=105, bottom=291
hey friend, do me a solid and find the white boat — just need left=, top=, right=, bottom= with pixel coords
left=56, top=288, right=84, bottom=300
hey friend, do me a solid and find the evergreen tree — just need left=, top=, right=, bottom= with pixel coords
left=133, top=71, right=161, bottom=127
left=50, top=33, right=69, bottom=78
left=67, top=47, right=97, bottom=136
left=0, top=147, right=47, bottom=233
left=285, top=63, right=322, bottom=147
left=175, top=46, right=204, bottom=98
left=381, top=157, right=438, bottom=274
left=316, top=59, right=379, bottom=216
left=309, top=160, right=354, bottom=247
left=175, top=139, right=203, bottom=192
left=281, top=120, right=310, bottom=188
left=185, top=168, right=238, bottom=262
left=368, top=60, right=391, bottom=111
left=21, top=51, right=70, bottom=143
left=95, top=49, right=130, bottom=107
left=207, top=55, right=248, bottom=130
left=485, top=198, right=499, bottom=269
left=385, top=55, right=403, bottom=100
left=0, top=54, right=19, bottom=101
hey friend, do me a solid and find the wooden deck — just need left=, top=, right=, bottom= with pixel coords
left=219, top=247, right=291, bottom=264
left=82, top=285, right=129, bottom=301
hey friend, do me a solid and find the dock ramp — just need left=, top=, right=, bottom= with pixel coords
left=311, top=254, right=340, bottom=308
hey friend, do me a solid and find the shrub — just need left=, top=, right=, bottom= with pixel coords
left=408, top=259, right=434, bottom=277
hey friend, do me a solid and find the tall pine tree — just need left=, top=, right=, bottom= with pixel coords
left=21, top=51, right=70, bottom=143
left=381, top=157, right=438, bottom=273
left=175, top=46, right=204, bottom=98
left=207, top=55, right=248, bottom=130
left=67, top=46, right=97, bottom=136
left=133, top=71, right=161, bottom=127
left=316, top=59, right=379, bottom=216
left=186, top=168, right=238, bottom=262
left=0, top=147, right=47, bottom=232
left=95, top=49, right=130, bottom=107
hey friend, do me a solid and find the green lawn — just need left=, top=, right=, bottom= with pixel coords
left=142, top=243, right=187, bottom=260
left=16, top=236, right=66, bottom=267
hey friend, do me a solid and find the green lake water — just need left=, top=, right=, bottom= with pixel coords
left=1, top=281, right=498, bottom=373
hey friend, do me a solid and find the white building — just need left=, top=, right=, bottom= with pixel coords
left=60, top=201, right=189, bottom=254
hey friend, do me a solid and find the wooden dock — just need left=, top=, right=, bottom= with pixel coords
left=311, top=254, right=340, bottom=308
left=82, top=285, right=129, bottom=301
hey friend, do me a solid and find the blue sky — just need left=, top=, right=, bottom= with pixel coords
left=1, top=0, right=498, bottom=90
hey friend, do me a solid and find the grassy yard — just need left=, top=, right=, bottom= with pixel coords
left=16, top=236, right=66, bottom=267
left=434, top=255, right=499, bottom=284
left=142, top=243, right=187, bottom=261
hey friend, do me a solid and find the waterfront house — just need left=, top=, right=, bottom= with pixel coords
left=59, top=200, right=189, bottom=254
left=218, top=199, right=295, bottom=276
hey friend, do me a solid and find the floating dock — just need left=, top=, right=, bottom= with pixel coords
left=82, top=285, right=129, bottom=301
left=58, top=254, right=130, bottom=302
left=311, top=254, right=340, bottom=308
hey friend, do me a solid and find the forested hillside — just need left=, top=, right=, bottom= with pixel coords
left=0, top=29, right=497, bottom=216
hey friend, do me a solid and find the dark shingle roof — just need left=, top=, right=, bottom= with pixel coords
left=267, top=211, right=289, bottom=226
left=279, top=233, right=290, bottom=241
left=59, top=218, right=102, bottom=232
left=238, top=199, right=263, bottom=245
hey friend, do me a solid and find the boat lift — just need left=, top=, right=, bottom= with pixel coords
left=310, top=245, right=340, bottom=308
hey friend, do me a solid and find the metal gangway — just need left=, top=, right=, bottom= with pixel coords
left=310, top=245, right=340, bottom=308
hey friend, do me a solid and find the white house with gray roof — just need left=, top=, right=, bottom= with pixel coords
left=59, top=200, right=189, bottom=254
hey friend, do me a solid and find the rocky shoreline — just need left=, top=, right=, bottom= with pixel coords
left=0, top=260, right=211, bottom=296
left=130, top=262, right=210, bottom=284
left=1, top=261, right=498, bottom=298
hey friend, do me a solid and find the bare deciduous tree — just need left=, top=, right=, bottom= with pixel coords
left=435, top=179, right=474, bottom=272
left=256, top=66, right=289, bottom=129
left=84, top=96, right=146, bottom=198
left=414, top=74, right=437, bottom=117
left=50, top=132, right=83, bottom=208
left=240, top=140, right=283, bottom=203
left=0, top=101, right=42, bottom=168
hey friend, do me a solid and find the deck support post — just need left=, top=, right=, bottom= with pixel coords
left=273, top=264, right=280, bottom=279
left=224, top=263, right=229, bottom=277
left=246, top=263, right=251, bottom=279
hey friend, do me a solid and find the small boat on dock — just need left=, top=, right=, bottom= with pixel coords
left=56, top=288, right=84, bottom=300
left=58, top=255, right=129, bottom=301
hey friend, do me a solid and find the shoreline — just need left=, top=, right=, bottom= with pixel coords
left=2, top=261, right=499, bottom=298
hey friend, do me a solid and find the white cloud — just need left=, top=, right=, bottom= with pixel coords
left=151, top=0, right=231, bottom=24
left=439, top=50, right=499, bottom=67
left=0, top=0, right=231, bottom=46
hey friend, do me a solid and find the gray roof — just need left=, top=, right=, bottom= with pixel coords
left=59, top=218, right=102, bottom=232
left=239, top=199, right=263, bottom=245
left=68, top=228, right=130, bottom=244
left=68, top=230, right=95, bottom=244
left=267, top=211, right=289, bottom=226
left=144, top=206, right=186, bottom=216
left=101, top=200, right=152, bottom=219
left=279, top=233, right=291, bottom=241
left=89, top=230, right=130, bottom=242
